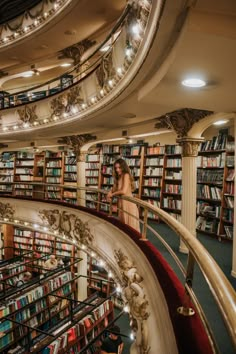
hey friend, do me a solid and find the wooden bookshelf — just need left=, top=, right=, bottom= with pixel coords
left=196, top=133, right=234, bottom=240
left=161, top=145, right=182, bottom=222
left=87, top=255, right=114, bottom=297
left=14, top=152, right=34, bottom=198
left=45, top=151, right=64, bottom=201
left=0, top=152, right=15, bottom=195
left=63, top=152, right=77, bottom=205
left=85, top=152, right=101, bottom=210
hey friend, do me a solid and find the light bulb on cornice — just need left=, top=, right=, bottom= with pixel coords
left=125, top=46, right=132, bottom=57
left=213, top=120, right=229, bottom=126
left=43, top=227, right=48, bottom=231
left=91, top=97, right=96, bottom=103
left=124, top=305, right=129, bottom=313
left=60, top=63, right=72, bottom=67
left=63, top=112, right=68, bottom=118
left=43, top=119, right=48, bottom=123
left=132, top=24, right=140, bottom=35
left=81, top=103, right=87, bottom=109
left=100, top=45, right=110, bottom=52
left=100, top=89, right=104, bottom=96
left=14, top=32, right=18, bottom=38
left=23, top=123, right=29, bottom=128
left=33, top=224, right=39, bottom=228
left=3, top=37, right=8, bottom=42
left=99, top=260, right=104, bottom=267
left=81, top=244, right=86, bottom=250
left=44, top=12, right=48, bottom=18
left=108, top=80, right=113, bottom=87
left=14, top=219, right=19, bottom=223
left=3, top=127, right=8, bottom=131
left=116, top=285, right=122, bottom=293
left=33, top=121, right=39, bottom=125
left=4, top=218, right=9, bottom=221
left=117, top=67, right=122, bottom=75
left=91, top=251, right=95, bottom=257
left=24, top=26, right=29, bottom=32
left=24, top=222, right=29, bottom=226
left=13, top=125, right=18, bottom=130
left=108, top=271, right=113, bottom=278
left=34, top=20, right=38, bottom=26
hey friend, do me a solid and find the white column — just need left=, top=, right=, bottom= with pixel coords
left=77, top=250, right=88, bottom=301
left=177, top=138, right=203, bottom=253
left=231, top=122, right=236, bottom=277
left=77, top=151, right=87, bottom=207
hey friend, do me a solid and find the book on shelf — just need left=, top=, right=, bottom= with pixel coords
left=224, top=225, right=233, bottom=239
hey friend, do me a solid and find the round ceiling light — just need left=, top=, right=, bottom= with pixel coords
left=60, top=63, right=72, bottom=67
left=181, top=78, right=206, bottom=88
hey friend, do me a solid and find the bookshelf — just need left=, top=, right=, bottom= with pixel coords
left=100, top=145, right=120, bottom=214
left=196, top=133, right=234, bottom=240
left=0, top=270, right=77, bottom=352
left=32, top=152, right=45, bottom=199
left=85, top=152, right=101, bottom=210
left=87, top=256, right=114, bottom=297
left=161, top=145, right=182, bottom=222
left=63, top=152, right=77, bottom=204
left=141, top=145, right=165, bottom=220
left=0, top=152, right=15, bottom=195
left=14, top=152, right=34, bottom=198
left=45, top=151, right=64, bottom=201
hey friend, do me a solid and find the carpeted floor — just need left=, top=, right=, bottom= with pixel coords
left=115, top=222, right=235, bottom=354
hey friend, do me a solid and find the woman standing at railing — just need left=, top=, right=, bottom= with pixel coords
left=107, top=158, right=140, bottom=232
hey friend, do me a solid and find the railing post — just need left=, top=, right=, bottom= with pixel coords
left=108, top=200, right=113, bottom=217
left=141, top=208, right=148, bottom=241
left=177, top=253, right=195, bottom=317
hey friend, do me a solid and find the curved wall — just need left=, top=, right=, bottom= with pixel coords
left=0, top=197, right=178, bottom=354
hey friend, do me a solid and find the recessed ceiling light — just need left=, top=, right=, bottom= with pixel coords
left=213, top=120, right=229, bottom=126
left=60, top=63, right=72, bottom=67
left=181, top=78, right=206, bottom=88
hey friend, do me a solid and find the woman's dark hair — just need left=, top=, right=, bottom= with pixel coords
left=113, top=158, right=135, bottom=191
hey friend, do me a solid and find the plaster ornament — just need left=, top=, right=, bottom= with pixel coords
left=0, top=202, right=15, bottom=219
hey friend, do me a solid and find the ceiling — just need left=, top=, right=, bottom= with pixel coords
left=0, top=0, right=236, bottom=146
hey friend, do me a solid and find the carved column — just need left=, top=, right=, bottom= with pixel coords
left=177, top=137, right=204, bottom=253
left=231, top=122, right=236, bottom=278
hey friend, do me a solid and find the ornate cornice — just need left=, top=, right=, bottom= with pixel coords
left=0, top=202, right=15, bottom=218
left=155, top=108, right=213, bottom=138
left=58, top=134, right=96, bottom=159
left=50, top=86, right=84, bottom=118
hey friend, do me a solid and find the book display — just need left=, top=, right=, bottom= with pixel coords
left=14, top=152, right=34, bottom=197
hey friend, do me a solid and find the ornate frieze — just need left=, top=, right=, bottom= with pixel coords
left=58, top=134, right=96, bottom=159
left=155, top=108, right=213, bottom=138
left=17, top=105, right=38, bottom=124
left=39, top=209, right=94, bottom=245
left=114, top=249, right=150, bottom=354
left=0, top=202, right=15, bottom=219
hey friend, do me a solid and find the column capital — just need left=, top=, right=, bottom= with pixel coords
left=177, top=137, right=204, bottom=157
left=78, top=150, right=87, bottom=162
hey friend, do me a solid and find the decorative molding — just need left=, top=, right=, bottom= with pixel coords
left=39, top=209, right=94, bottom=245
left=17, top=105, right=38, bottom=124
left=58, top=134, right=96, bottom=158
left=114, top=249, right=150, bottom=354
left=96, top=49, right=116, bottom=89
left=0, top=202, right=15, bottom=218
left=58, top=39, right=96, bottom=68
left=155, top=108, right=213, bottom=138
left=50, top=86, right=84, bottom=117
left=177, top=137, right=204, bottom=157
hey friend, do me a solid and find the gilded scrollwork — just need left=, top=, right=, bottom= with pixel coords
left=17, top=105, right=38, bottom=124
left=155, top=108, right=213, bottom=138
left=58, top=134, right=96, bottom=159
left=39, top=209, right=94, bottom=245
left=50, top=86, right=84, bottom=118
left=96, top=49, right=115, bottom=89
left=58, top=39, right=96, bottom=68
left=114, top=249, right=150, bottom=354
left=0, top=202, right=15, bottom=219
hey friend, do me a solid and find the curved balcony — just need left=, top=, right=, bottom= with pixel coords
left=0, top=0, right=164, bottom=136
left=0, top=184, right=235, bottom=353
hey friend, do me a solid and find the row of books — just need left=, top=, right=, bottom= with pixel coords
left=197, top=153, right=226, bottom=168
left=197, top=185, right=222, bottom=200
left=199, top=134, right=227, bottom=151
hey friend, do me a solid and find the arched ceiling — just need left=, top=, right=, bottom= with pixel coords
left=0, top=0, right=236, bottom=147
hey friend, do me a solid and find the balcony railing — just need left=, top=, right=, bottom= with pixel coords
left=0, top=181, right=235, bottom=354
